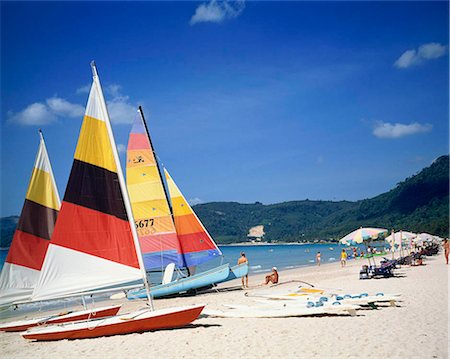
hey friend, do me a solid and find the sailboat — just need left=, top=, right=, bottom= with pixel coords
left=0, top=131, right=121, bottom=332
left=21, top=62, right=204, bottom=341
left=126, top=107, right=248, bottom=300
left=0, top=130, right=60, bottom=308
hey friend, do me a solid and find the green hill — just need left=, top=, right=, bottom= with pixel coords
left=1, top=155, right=448, bottom=247
left=193, top=155, right=449, bottom=243
left=1, top=216, right=19, bottom=248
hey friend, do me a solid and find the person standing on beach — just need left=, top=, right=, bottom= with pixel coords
left=443, top=239, right=449, bottom=265
left=340, top=249, right=347, bottom=267
left=316, top=252, right=321, bottom=266
left=238, top=252, right=249, bottom=288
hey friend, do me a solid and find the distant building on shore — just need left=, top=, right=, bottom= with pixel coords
left=247, top=225, right=265, bottom=242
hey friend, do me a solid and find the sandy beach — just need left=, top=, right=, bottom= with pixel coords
left=1, top=254, right=448, bottom=359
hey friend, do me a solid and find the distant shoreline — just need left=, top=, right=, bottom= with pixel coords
left=218, top=242, right=337, bottom=246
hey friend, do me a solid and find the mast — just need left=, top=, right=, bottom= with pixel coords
left=138, top=106, right=175, bottom=217
left=91, top=62, right=154, bottom=309
left=137, top=106, right=190, bottom=275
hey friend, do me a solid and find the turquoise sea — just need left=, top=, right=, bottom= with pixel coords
left=219, top=243, right=367, bottom=274
left=0, top=242, right=385, bottom=274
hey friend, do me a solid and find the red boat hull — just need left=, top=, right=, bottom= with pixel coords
left=23, top=305, right=204, bottom=341
left=1, top=305, right=121, bottom=332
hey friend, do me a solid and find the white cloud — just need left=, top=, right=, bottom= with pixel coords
left=394, top=49, right=419, bottom=68
left=9, top=97, right=84, bottom=126
left=117, top=143, right=126, bottom=154
left=10, top=83, right=137, bottom=126
left=101, top=83, right=136, bottom=124
left=8, top=102, right=56, bottom=126
left=418, top=43, right=447, bottom=59
left=105, top=84, right=121, bottom=97
left=46, top=97, right=84, bottom=118
left=188, top=197, right=203, bottom=206
left=373, top=122, right=432, bottom=139
left=394, top=42, right=447, bottom=68
left=76, top=84, right=91, bottom=94
left=107, top=95, right=135, bottom=124
left=190, top=0, right=245, bottom=25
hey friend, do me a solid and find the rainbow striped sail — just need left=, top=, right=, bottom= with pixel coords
left=32, top=64, right=144, bottom=301
left=164, top=169, right=222, bottom=268
left=0, top=131, right=60, bottom=306
left=126, top=108, right=221, bottom=271
left=126, top=109, right=184, bottom=270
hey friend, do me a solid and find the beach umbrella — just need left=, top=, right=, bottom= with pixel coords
left=385, top=232, right=415, bottom=246
left=339, top=227, right=388, bottom=266
left=417, top=233, right=435, bottom=240
left=339, top=227, right=388, bottom=246
left=385, top=231, right=417, bottom=258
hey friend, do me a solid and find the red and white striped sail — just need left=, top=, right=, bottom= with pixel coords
left=0, top=132, right=60, bottom=306
left=32, top=65, right=144, bottom=301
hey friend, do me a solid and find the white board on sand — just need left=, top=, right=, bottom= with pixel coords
left=202, top=303, right=360, bottom=318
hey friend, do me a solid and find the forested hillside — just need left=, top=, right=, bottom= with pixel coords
left=193, top=155, right=449, bottom=243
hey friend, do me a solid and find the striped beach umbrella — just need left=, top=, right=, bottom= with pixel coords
left=339, top=227, right=388, bottom=246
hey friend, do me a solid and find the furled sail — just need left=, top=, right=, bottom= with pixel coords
left=0, top=131, right=60, bottom=306
left=164, top=169, right=222, bottom=268
left=32, top=64, right=143, bottom=301
left=126, top=110, right=184, bottom=270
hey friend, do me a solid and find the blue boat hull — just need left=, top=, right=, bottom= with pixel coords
left=128, top=264, right=230, bottom=299
left=217, top=263, right=249, bottom=284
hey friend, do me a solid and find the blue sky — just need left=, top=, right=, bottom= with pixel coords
left=1, top=1, right=448, bottom=216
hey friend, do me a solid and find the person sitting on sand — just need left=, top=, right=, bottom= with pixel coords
left=264, top=267, right=279, bottom=285
left=340, top=249, right=347, bottom=267
left=238, top=252, right=249, bottom=288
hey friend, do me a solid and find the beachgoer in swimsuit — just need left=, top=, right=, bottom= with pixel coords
left=443, top=239, right=449, bottom=265
left=238, top=252, right=249, bottom=288
left=340, top=249, right=347, bottom=267
left=264, top=267, right=279, bottom=285
left=316, top=252, right=321, bottom=266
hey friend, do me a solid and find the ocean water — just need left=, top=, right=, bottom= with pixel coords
left=219, top=243, right=367, bottom=274
left=0, top=242, right=386, bottom=274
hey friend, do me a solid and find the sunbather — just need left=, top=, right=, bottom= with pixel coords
left=264, top=267, right=279, bottom=285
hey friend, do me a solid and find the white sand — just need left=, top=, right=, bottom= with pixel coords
left=1, top=254, right=448, bottom=358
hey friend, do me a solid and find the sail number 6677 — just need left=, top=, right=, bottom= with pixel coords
left=135, top=219, right=154, bottom=228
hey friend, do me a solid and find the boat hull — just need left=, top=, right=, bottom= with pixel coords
left=0, top=305, right=122, bottom=332
left=128, top=264, right=230, bottom=299
left=22, top=305, right=204, bottom=341
left=217, top=263, right=249, bottom=284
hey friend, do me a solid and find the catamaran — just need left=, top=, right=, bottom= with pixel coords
left=21, top=62, right=204, bottom=341
left=0, top=131, right=121, bottom=332
left=125, top=107, right=248, bottom=300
